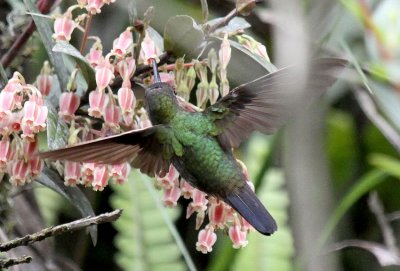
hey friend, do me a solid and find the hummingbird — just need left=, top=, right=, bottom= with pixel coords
left=40, top=57, right=347, bottom=235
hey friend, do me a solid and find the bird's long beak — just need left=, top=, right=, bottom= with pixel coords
left=151, top=58, right=161, bottom=83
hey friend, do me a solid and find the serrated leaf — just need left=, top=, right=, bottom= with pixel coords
left=208, top=17, right=251, bottom=34
left=52, top=41, right=96, bottom=92
left=37, top=167, right=97, bottom=245
left=164, top=15, right=204, bottom=57
left=110, top=170, right=196, bottom=271
left=24, top=0, right=68, bottom=91
left=45, top=101, right=68, bottom=150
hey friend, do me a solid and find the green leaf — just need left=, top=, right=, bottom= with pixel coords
left=24, top=0, right=68, bottom=91
left=37, top=167, right=97, bottom=245
left=369, top=153, right=400, bottom=179
left=45, top=101, right=69, bottom=150
left=0, top=63, right=7, bottom=87
left=164, top=15, right=204, bottom=57
left=369, top=81, right=400, bottom=132
left=207, top=17, right=251, bottom=34
left=110, top=170, right=196, bottom=271
left=52, top=41, right=96, bottom=92
left=319, top=169, right=387, bottom=246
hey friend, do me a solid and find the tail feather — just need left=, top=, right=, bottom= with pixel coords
left=225, top=183, right=277, bottom=235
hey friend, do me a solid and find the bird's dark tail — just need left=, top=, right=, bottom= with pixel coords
left=225, top=183, right=277, bottom=235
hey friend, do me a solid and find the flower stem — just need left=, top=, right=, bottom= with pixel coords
left=80, top=13, right=93, bottom=54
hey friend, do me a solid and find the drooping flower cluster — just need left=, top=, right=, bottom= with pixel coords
left=156, top=162, right=252, bottom=253
left=0, top=71, right=47, bottom=185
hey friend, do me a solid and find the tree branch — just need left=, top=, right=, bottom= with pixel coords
left=0, top=255, right=32, bottom=269
left=0, top=209, right=123, bottom=252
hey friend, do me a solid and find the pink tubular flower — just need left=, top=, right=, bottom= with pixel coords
left=159, top=72, right=175, bottom=87
left=36, top=74, right=52, bottom=96
left=8, top=160, right=31, bottom=186
left=32, top=105, right=48, bottom=132
left=118, top=86, right=136, bottom=116
left=53, top=12, right=76, bottom=41
left=29, top=157, right=43, bottom=178
left=88, top=90, right=108, bottom=118
left=0, top=138, right=12, bottom=170
left=196, top=226, right=217, bottom=254
left=21, top=124, right=35, bottom=142
left=95, top=59, right=115, bottom=91
left=102, top=0, right=116, bottom=4
left=156, top=164, right=179, bottom=189
left=87, top=46, right=103, bottom=68
left=59, top=92, right=80, bottom=121
left=64, top=161, right=81, bottom=186
left=0, top=92, right=15, bottom=121
left=86, top=0, right=104, bottom=14
left=229, top=222, right=249, bottom=249
left=92, top=164, right=109, bottom=191
left=163, top=186, right=181, bottom=208
left=112, top=29, right=133, bottom=57
left=116, top=57, right=136, bottom=80
left=187, top=189, right=208, bottom=219
left=180, top=179, right=194, bottom=199
left=81, top=162, right=95, bottom=186
left=110, top=162, right=130, bottom=184
left=208, top=200, right=229, bottom=229
left=139, top=32, right=160, bottom=65
left=104, top=104, right=120, bottom=130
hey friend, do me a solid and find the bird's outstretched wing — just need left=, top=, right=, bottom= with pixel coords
left=39, top=125, right=172, bottom=177
left=204, top=58, right=348, bottom=149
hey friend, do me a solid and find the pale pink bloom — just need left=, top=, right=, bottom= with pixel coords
left=29, top=157, right=43, bottom=178
left=53, top=12, right=76, bottom=41
left=86, top=0, right=104, bottom=14
left=87, top=46, right=103, bottom=68
left=116, top=57, right=136, bottom=80
left=103, top=0, right=115, bottom=4
left=92, top=164, right=109, bottom=191
left=64, top=161, right=81, bottom=186
left=8, top=160, right=31, bottom=186
left=196, top=226, right=217, bottom=254
left=81, top=162, right=95, bottom=186
left=0, top=138, right=12, bottom=170
left=139, top=32, right=160, bottom=65
left=21, top=124, right=35, bottom=142
left=122, top=112, right=134, bottom=126
left=163, top=186, right=181, bottom=208
left=2, top=73, right=23, bottom=94
left=208, top=200, right=229, bottom=229
left=23, top=141, right=38, bottom=157
left=187, top=189, right=208, bottom=218
left=0, top=92, right=15, bottom=120
left=110, top=162, right=130, bottom=184
left=219, top=34, right=231, bottom=70
left=229, top=223, right=248, bottom=249
left=22, top=101, right=38, bottom=127
left=180, top=179, right=194, bottom=199
left=59, top=92, right=80, bottom=121
left=36, top=74, right=52, bottom=96
left=95, top=59, right=115, bottom=91
left=112, top=29, right=133, bottom=57
left=104, top=104, right=120, bottom=130
left=156, top=164, right=179, bottom=189
left=196, top=210, right=206, bottom=230
left=118, top=87, right=136, bottom=115
left=88, top=90, right=108, bottom=118
left=32, top=105, right=48, bottom=132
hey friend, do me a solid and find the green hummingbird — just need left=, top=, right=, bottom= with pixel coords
left=40, top=58, right=347, bottom=235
